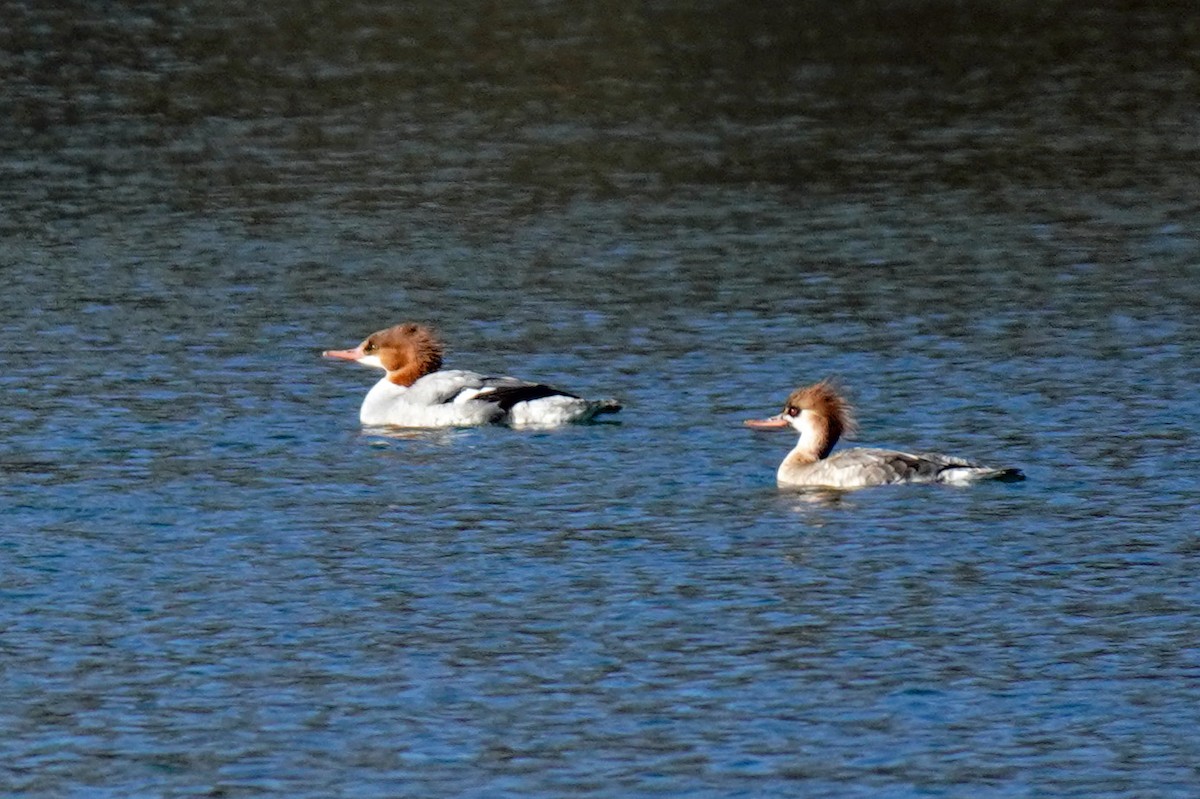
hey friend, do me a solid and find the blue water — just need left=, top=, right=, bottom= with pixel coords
left=4, top=2, right=1200, bottom=796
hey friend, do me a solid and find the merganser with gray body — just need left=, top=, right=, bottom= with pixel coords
left=324, top=322, right=621, bottom=428
left=745, top=380, right=1023, bottom=488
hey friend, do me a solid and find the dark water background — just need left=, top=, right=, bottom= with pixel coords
left=3, top=1, right=1200, bottom=796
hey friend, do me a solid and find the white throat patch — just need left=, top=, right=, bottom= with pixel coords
left=357, top=354, right=385, bottom=370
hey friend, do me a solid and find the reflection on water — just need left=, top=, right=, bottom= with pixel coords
left=360, top=425, right=472, bottom=444
left=3, top=1, right=1200, bottom=797
left=779, top=487, right=856, bottom=511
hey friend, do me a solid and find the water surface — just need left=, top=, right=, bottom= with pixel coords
left=3, top=2, right=1200, bottom=796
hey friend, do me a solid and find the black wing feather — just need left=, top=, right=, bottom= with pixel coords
left=476, top=384, right=578, bottom=411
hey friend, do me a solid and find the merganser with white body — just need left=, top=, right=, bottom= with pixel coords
left=745, top=380, right=1024, bottom=488
left=323, top=322, right=621, bottom=428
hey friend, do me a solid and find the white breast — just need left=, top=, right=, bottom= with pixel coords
left=359, top=375, right=503, bottom=427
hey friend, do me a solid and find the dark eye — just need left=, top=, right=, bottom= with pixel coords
left=785, top=406, right=800, bottom=417
left=364, top=341, right=376, bottom=353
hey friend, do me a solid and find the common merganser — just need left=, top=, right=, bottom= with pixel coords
left=745, top=380, right=1024, bottom=488
left=323, top=322, right=622, bottom=428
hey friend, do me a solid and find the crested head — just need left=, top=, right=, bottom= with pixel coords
left=781, top=380, right=858, bottom=459
left=784, top=380, right=858, bottom=436
left=363, top=322, right=444, bottom=385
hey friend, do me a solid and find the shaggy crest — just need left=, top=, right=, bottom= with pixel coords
left=785, top=379, right=859, bottom=441
left=368, top=322, right=445, bottom=384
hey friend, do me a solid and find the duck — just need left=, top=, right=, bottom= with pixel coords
left=744, top=380, right=1024, bottom=488
left=323, top=322, right=622, bottom=428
